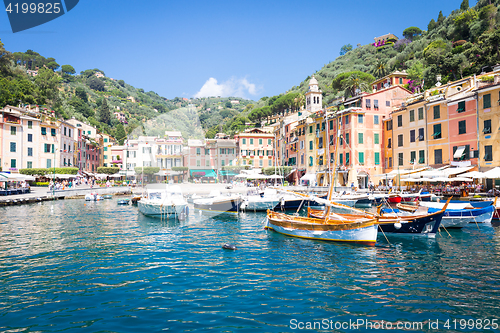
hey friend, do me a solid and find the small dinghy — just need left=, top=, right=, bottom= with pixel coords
left=117, top=199, right=130, bottom=205
left=85, top=193, right=103, bottom=201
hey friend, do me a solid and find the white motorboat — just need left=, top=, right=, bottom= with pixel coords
left=193, top=191, right=241, bottom=215
left=85, top=193, right=103, bottom=201
left=240, top=188, right=280, bottom=211
left=138, top=184, right=188, bottom=220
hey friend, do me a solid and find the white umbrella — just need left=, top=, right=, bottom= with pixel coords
left=459, top=171, right=486, bottom=179
left=450, top=177, right=474, bottom=182
left=484, top=167, right=500, bottom=179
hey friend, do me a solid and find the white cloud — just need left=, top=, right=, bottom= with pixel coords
left=194, top=77, right=259, bottom=99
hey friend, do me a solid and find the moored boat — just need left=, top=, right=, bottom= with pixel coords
left=240, top=188, right=280, bottom=211
left=138, top=184, right=188, bottom=219
left=85, top=193, right=103, bottom=201
left=194, top=192, right=241, bottom=215
left=265, top=210, right=378, bottom=246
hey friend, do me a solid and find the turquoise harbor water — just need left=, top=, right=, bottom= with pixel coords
left=1, top=199, right=500, bottom=332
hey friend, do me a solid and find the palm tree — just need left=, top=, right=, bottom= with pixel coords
left=343, top=73, right=370, bottom=98
left=373, top=60, right=387, bottom=79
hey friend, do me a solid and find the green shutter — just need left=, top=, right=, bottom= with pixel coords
left=419, top=150, right=425, bottom=163
left=346, top=153, right=350, bottom=165
left=340, top=153, right=343, bottom=165
left=358, top=133, right=363, bottom=144
left=309, top=141, right=313, bottom=150
left=484, top=94, right=491, bottom=109
left=374, top=133, right=379, bottom=144
left=433, top=105, right=440, bottom=119
left=375, top=152, right=380, bottom=165
left=359, top=152, right=364, bottom=165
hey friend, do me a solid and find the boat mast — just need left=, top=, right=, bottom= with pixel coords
left=325, top=112, right=341, bottom=218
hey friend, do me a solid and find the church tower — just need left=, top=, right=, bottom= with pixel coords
left=305, top=75, right=322, bottom=113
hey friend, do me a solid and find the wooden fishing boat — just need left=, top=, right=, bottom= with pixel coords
left=265, top=210, right=378, bottom=246
left=308, top=198, right=450, bottom=236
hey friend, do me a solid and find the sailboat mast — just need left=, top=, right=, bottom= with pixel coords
left=325, top=112, right=341, bottom=217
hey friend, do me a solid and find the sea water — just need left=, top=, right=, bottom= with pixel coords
left=1, top=199, right=499, bottom=332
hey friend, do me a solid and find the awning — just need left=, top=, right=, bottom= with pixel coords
left=453, top=146, right=466, bottom=159
left=190, top=169, right=217, bottom=178
left=155, top=170, right=182, bottom=176
left=47, top=173, right=78, bottom=179
left=300, top=173, right=317, bottom=182
left=484, top=167, right=500, bottom=179
left=219, top=170, right=238, bottom=176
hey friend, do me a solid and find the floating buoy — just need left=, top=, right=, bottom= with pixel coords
left=222, top=243, right=237, bottom=250
left=394, top=222, right=402, bottom=229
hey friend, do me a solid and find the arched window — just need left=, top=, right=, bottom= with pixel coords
left=309, top=156, right=313, bottom=166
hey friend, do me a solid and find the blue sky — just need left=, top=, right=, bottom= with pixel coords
left=0, top=0, right=476, bottom=101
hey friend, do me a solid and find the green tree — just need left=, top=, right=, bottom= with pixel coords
left=438, top=11, right=445, bottom=25
left=402, top=26, right=422, bottom=41
left=34, top=67, right=61, bottom=106
left=0, top=39, right=12, bottom=76
left=75, top=86, right=88, bottom=102
left=225, top=101, right=232, bottom=108
left=340, top=44, right=353, bottom=55
left=460, top=0, right=469, bottom=11
left=61, top=65, right=75, bottom=75
left=114, top=123, right=126, bottom=145
left=97, top=98, right=111, bottom=125
left=428, top=19, right=437, bottom=31
left=373, top=60, right=387, bottom=79
left=332, top=71, right=375, bottom=96
left=117, top=79, right=125, bottom=87
left=46, top=61, right=59, bottom=71
left=87, top=76, right=105, bottom=91
left=342, top=73, right=371, bottom=98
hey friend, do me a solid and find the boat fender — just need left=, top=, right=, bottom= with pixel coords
left=222, top=243, right=237, bottom=250
left=394, top=222, right=402, bottom=229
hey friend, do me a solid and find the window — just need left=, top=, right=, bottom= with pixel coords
left=418, top=107, right=424, bottom=120
left=28, top=134, right=32, bottom=142
left=220, top=148, right=224, bottom=154
left=10, top=142, right=16, bottom=152
left=222, top=160, right=226, bottom=167
left=485, top=145, right=493, bottom=161
left=345, top=115, right=349, bottom=125
left=11, top=159, right=16, bottom=168
left=27, top=161, right=32, bottom=168
left=250, top=139, right=254, bottom=144
left=410, top=130, right=415, bottom=143
left=432, top=124, right=441, bottom=139
left=386, top=101, right=390, bottom=107
left=329, top=120, right=333, bottom=129
left=419, top=150, right=425, bottom=164
left=47, top=159, right=51, bottom=168
left=345, top=133, right=349, bottom=145
left=309, top=156, right=313, bottom=166
left=398, top=134, right=403, bottom=147
left=346, top=153, right=350, bottom=165
left=88, top=130, right=91, bottom=135
left=484, top=94, right=491, bottom=109
left=386, top=120, right=392, bottom=131
left=375, top=152, right=380, bottom=165
left=268, top=139, right=272, bottom=145
left=409, top=110, right=415, bottom=122
left=321, top=122, right=325, bottom=131
left=68, top=129, right=71, bottom=137
left=197, top=160, right=201, bottom=166
left=458, top=120, right=466, bottom=134
left=374, top=115, right=379, bottom=125
left=453, top=145, right=470, bottom=161
left=397, top=115, right=402, bottom=127
left=28, top=121, right=32, bottom=129
left=484, top=119, right=492, bottom=134
left=388, top=138, right=392, bottom=148
left=259, top=139, right=263, bottom=145
left=339, top=153, right=343, bottom=165
left=374, top=133, right=379, bottom=144
left=418, top=128, right=424, bottom=141
left=196, top=148, right=200, bottom=155
left=268, top=160, right=272, bottom=166
left=374, top=100, right=379, bottom=109
left=329, top=135, right=333, bottom=145
left=259, top=160, right=262, bottom=167
left=11, top=126, right=16, bottom=135
left=410, top=151, right=416, bottom=163
left=389, top=157, right=392, bottom=168
left=309, top=126, right=313, bottom=134
left=318, top=137, right=323, bottom=148
left=41, top=127, right=46, bottom=135
left=44, top=144, right=50, bottom=153
left=366, top=99, right=371, bottom=108
left=399, top=78, right=403, bottom=84
left=358, top=114, right=363, bottom=124
left=358, top=152, right=364, bottom=165
left=205, top=148, right=210, bottom=155
left=309, top=141, right=313, bottom=150
left=242, top=138, right=246, bottom=144
left=28, top=147, right=33, bottom=156
left=434, top=149, right=443, bottom=164
left=358, top=133, right=364, bottom=144
left=457, top=101, right=465, bottom=113
left=51, top=128, right=56, bottom=136
left=206, top=160, right=210, bottom=167
left=398, top=153, right=404, bottom=166
left=318, top=156, right=323, bottom=166
left=433, top=105, right=440, bottom=119
left=104, top=147, right=108, bottom=151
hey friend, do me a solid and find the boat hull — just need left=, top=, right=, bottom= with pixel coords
left=379, top=211, right=443, bottom=235
left=194, top=198, right=240, bottom=214
left=138, top=201, right=188, bottom=218
left=266, top=212, right=378, bottom=246
left=387, top=196, right=402, bottom=204
left=241, top=199, right=280, bottom=211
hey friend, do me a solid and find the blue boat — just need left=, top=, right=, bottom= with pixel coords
left=426, top=203, right=494, bottom=227
left=378, top=209, right=445, bottom=235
